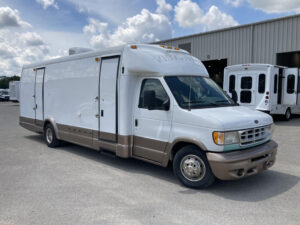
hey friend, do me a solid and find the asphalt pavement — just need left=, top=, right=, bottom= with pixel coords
left=0, top=102, right=299, bottom=225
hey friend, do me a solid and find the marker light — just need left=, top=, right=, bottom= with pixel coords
left=95, top=57, right=100, bottom=62
left=175, top=47, right=179, bottom=50
left=160, top=45, right=165, bottom=48
left=131, top=45, right=137, bottom=49
left=167, top=46, right=172, bottom=49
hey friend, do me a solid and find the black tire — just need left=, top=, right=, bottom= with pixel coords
left=44, top=123, right=61, bottom=148
left=173, top=145, right=215, bottom=189
left=284, top=108, right=292, bottom=121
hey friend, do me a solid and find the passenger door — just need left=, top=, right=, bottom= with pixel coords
left=283, top=68, right=298, bottom=105
left=237, top=74, right=256, bottom=106
left=34, top=68, right=45, bottom=124
left=99, top=56, right=120, bottom=142
left=133, top=79, right=172, bottom=163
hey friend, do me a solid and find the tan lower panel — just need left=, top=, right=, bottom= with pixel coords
left=19, top=116, right=43, bottom=133
left=99, top=131, right=116, bottom=142
left=132, top=136, right=168, bottom=163
left=19, top=117, right=168, bottom=166
left=35, top=119, right=44, bottom=127
left=57, top=123, right=94, bottom=148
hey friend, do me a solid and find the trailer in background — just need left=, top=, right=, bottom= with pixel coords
left=9, top=81, right=20, bottom=102
left=224, top=64, right=300, bottom=120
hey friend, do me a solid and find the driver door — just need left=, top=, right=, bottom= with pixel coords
left=133, top=78, right=172, bottom=163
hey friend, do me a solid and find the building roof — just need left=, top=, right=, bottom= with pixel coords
left=155, top=13, right=300, bottom=43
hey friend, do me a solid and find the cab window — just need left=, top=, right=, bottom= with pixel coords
left=138, top=79, right=169, bottom=110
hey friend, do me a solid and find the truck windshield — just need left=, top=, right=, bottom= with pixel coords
left=164, top=76, right=235, bottom=109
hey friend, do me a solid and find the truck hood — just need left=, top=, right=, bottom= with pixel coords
left=188, top=106, right=273, bottom=130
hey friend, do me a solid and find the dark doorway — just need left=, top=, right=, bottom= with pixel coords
left=202, top=59, right=227, bottom=87
left=277, top=51, right=300, bottom=67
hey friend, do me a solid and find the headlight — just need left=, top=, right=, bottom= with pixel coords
left=213, top=131, right=239, bottom=145
left=265, top=123, right=275, bottom=135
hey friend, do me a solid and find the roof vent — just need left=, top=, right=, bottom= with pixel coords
left=69, top=47, right=93, bottom=55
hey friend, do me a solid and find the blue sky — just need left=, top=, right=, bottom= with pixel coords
left=0, top=0, right=299, bottom=75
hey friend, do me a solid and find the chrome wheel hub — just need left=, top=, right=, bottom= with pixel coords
left=180, top=154, right=206, bottom=182
left=46, top=128, right=53, bottom=144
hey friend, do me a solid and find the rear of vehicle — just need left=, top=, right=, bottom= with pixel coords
left=224, top=64, right=275, bottom=113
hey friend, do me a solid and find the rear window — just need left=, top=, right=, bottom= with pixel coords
left=274, top=74, right=278, bottom=94
left=287, top=75, right=295, bottom=94
left=241, top=77, right=252, bottom=89
left=229, top=75, right=235, bottom=93
left=258, top=74, right=266, bottom=93
left=240, top=91, right=251, bottom=103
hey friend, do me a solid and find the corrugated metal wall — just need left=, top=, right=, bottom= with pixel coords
left=158, top=15, right=300, bottom=66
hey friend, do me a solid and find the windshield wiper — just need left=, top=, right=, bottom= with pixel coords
left=216, top=100, right=229, bottom=103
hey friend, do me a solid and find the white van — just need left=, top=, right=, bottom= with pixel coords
left=9, top=81, right=20, bottom=102
left=20, top=44, right=277, bottom=188
left=224, top=64, right=300, bottom=120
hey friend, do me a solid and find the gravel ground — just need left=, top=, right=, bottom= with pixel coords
left=0, top=102, right=299, bottom=225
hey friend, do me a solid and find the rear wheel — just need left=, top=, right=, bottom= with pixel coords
left=173, top=145, right=215, bottom=189
left=44, top=123, right=61, bottom=148
left=284, top=108, right=291, bottom=121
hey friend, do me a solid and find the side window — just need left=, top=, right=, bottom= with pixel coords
left=241, top=77, right=252, bottom=89
left=274, top=74, right=278, bottom=94
left=258, top=74, right=266, bottom=93
left=229, top=75, right=235, bottom=93
left=138, top=79, right=169, bottom=110
left=287, top=75, right=295, bottom=94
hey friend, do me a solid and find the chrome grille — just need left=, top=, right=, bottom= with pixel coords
left=239, top=126, right=269, bottom=146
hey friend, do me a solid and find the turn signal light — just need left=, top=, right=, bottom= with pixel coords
left=131, top=45, right=137, bottom=49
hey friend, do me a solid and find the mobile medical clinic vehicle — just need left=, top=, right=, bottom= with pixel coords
left=224, top=64, right=300, bottom=120
left=20, top=44, right=277, bottom=188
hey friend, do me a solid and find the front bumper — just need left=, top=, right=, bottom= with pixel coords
left=206, top=140, right=277, bottom=180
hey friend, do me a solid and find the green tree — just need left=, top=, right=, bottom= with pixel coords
left=0, top=75, right=20, bottom=89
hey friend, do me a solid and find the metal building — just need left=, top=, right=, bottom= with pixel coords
left=156, top=14, right=300, bottom=87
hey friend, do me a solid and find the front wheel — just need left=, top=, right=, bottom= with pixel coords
left=173, top=145, right=215, bottom=189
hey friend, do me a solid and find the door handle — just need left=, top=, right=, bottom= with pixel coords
left=135, top=119, right=138, bottom=127
left=101, top=110, right=104, bottom=117
left=95, top=114, right=99, bottom=118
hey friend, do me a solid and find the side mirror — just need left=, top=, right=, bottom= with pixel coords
left=162, top=99, right=170, bottom=111
left=144, top=90, right=156, bottom=110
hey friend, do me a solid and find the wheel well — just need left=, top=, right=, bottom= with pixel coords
left=170, top=142, right=202, bottom=161
left=43, top=120, right=51, bottom=132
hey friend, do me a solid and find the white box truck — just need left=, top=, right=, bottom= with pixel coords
left=9, top=81, right=20, bottom=102
left=224, top=64, right=300, bottom=120
left=20, top=44, right=277, bottom=188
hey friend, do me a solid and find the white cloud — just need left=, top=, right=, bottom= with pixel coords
left=225, top=0, right=300, bottom=13
left=83, top=6, right=172, bottom=49
left=246, top=0, right=300, bottom=13
left=174, top=0, right=203, bottom=27
left=20, top=32, right=45, bottom=46
left=224, top=0, right=244, bottom=7
left=0, top=7, right=51, bottom=76
left=35, top=0, right=59, bottom=10
left=174, top=0, right=239, bottom=31
left=0, top=7, right=31, bottom=29
left=66, top=0, right=145, bottom=24
left=156, top=0, right=172, bottom=16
